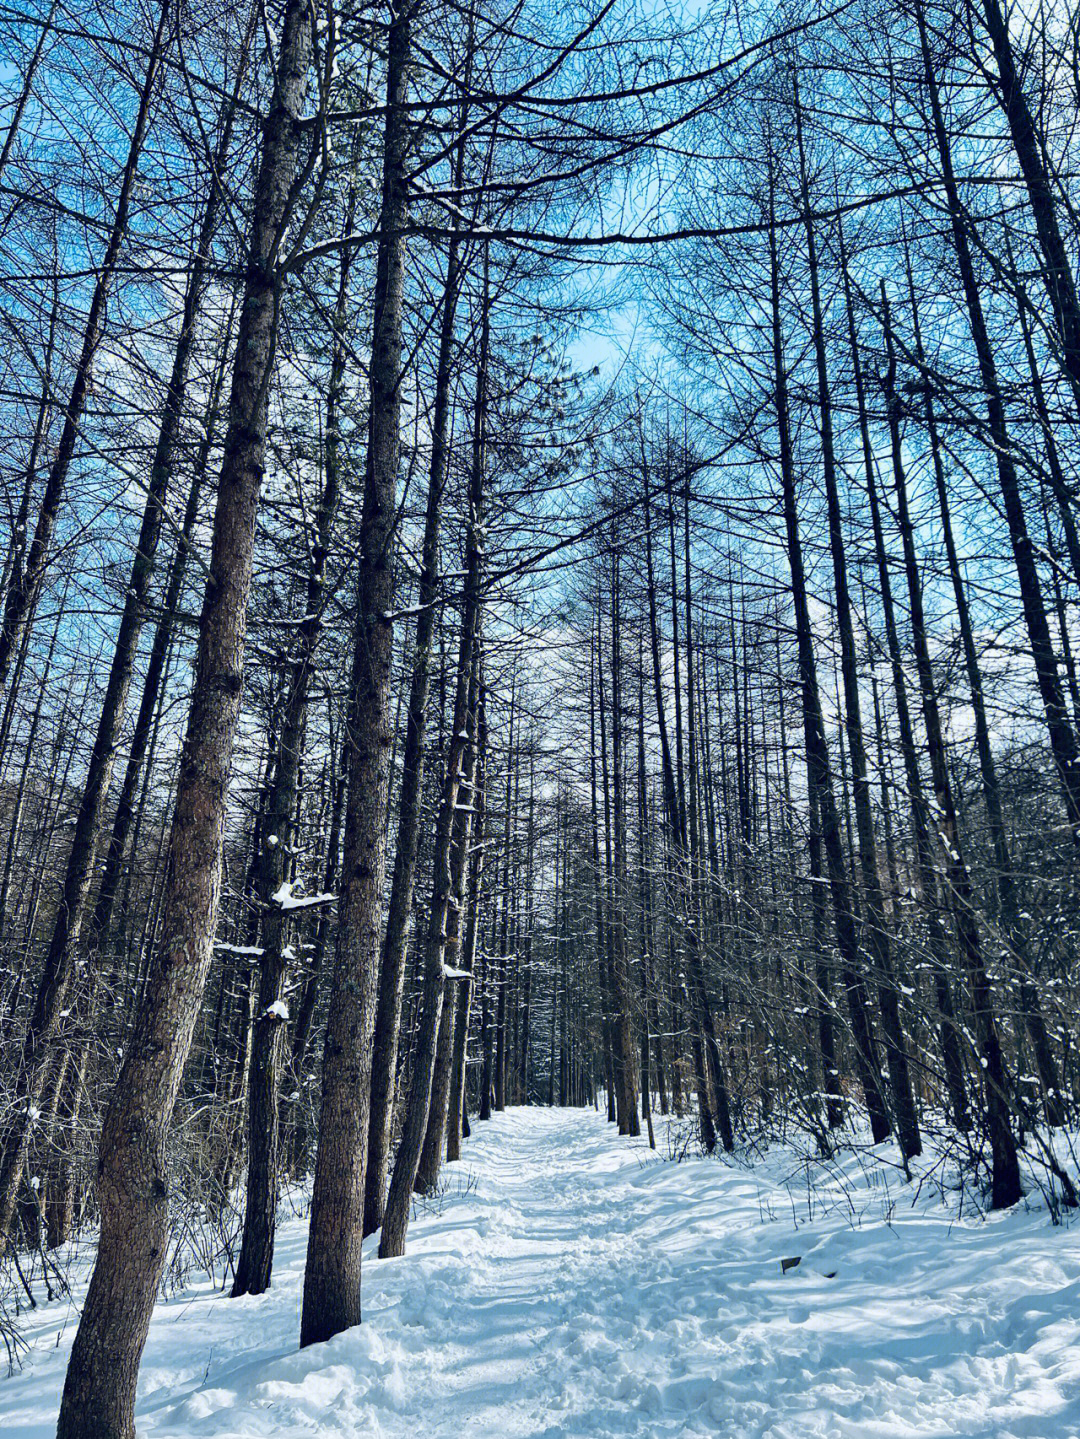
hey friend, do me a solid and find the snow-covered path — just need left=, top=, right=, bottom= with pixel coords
left=5, top=1106, right=1080, bottom=1437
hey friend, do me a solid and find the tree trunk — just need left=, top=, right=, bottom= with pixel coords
left=881, top=285, right=1022, bottom=1210
left=916, top=1, right=1080, bottom=842
left=447, top=672, right=487, bottom=1161
left=364, top=72, right=471, bottom=1232
left=55, top=2, right=314, bottom=1429
left=301, top=0, right=410, bottom=1346
left=768, top=183, right=890, bottom=1144
left=231, top=185, right=353, bottom=1297
left=841, top=254, right=970, bottom=1134
left=0, top=53, right=248, bottom=1245
left=794, top=139, right=920, bottom=1159
left=380, top=268, right=488, bottom=1256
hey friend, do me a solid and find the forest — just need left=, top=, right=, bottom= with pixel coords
left=0, top=0, right=1079, bottom=1430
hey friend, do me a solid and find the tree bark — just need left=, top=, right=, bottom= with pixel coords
left=881, top=285, right=1022, bottom=1209
left=794, top=144, right=920, bottom=1159
left=380, top=259, right=488, bottom=1256
left=363, top=160, right=466, bottom=1237
left=232, top=185, right=353, bottom=1298
left=55, top=1, right=314, bottom=1429
left=842, top=257, right=971, bottom=1134
left=768, top=183, right=890, bottom=1144
left=301, top=0, right=411, bottom=1346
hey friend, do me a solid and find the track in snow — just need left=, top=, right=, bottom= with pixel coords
left=4, top=1105, right=1080, bottom=1437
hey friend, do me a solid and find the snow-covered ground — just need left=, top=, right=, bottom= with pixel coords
left=3, top=1106, right=1080, bottom=1437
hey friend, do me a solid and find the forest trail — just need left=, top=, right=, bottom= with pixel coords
left=5, top=1106, right=1080, bottom=1438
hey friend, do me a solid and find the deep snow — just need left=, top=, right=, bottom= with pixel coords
left=3, top=1106, right=1080, bottom=1437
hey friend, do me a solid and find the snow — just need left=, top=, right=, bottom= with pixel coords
left=269, top=882, right=336, bottom=910
left=4, top=1108, right=1080, bottom=1437
left=260, top=1000, right=289, bottom=1021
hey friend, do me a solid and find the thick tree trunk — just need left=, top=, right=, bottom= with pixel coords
left=301, top=0, right=410, bottom=1347
left=232, top=192, right=352, bottom=1298
left=55, top=2, right=313, bottom=1430
left=84, top=38, right=252, bottom=967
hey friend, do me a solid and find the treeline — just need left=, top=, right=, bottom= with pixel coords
left=0, top=0, right=1079, bottom=1428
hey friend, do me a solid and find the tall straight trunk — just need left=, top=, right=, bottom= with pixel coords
left=881, top=287, right=1022, bottom=1209
left=596, top=590, right=620, bottom=1122
left=641, top=462, right=681, bottom=858
left=637, top=644, right=658, bottom=1146
left=480, top=676, right=512, bottom=1125
left=302, top=0, right=410, bottom=1346
left=767, top=187, right=890, bottom=1144
left=680, top=491, right=733, bottom=1150
left=909, top=270, right=1066, bottom=1128
left=808, top=781, right=843, bottom=1133
left=0, top=0, right=172, bottom=692
left=548, top=798, right=562, bottom=1109
left=793, top=147, right=920, bottom=1158
left=415, top=649, right=481, bottom=1194
left=364, top=52, right=473, bottom=1233
left=610, top=543, right=639, bottom=1134
left=640, top=456, right=728, bottom=1148
left=516, top=754, right=535, bottom=1104
left=669, top=494, right=686, bottom=846
left=378, top=204, right=488, bottom=1265
left=232, top=197, right=353, bottom=1298
left=448, top=670, right=487, bottom=1160
left=86, top=69, right=252, bottom=968
left=56, top=0, right=314, bottom=1429
left=870, top=675, right=901, bottom=915
left=494, top=675, right=517, bottom=1113
left=478, top=865, right=495, bottom=1120
left=916, top=2, right=1080, bottom=842
left=589, top=624, right=616, bottom=1123
left=841, top=254, right=970, bottom=1133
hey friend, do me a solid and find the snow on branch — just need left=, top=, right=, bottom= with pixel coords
left=269, top=881, right=337, bottom=911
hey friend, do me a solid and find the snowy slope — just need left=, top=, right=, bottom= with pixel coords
left=3, top=1106, right=1080, bottom=1438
